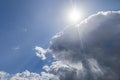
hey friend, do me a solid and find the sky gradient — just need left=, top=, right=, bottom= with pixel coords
left=0, top=0, right=120, bottom=78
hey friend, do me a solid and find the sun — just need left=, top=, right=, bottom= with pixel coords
left=68, top=7, right=82, bottom=23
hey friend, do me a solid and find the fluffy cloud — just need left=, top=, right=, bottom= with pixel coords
left=35, top=46, right=47, bottom=60
left=0, top=70, right=41, bottom=80
left=43, top=61, right=86, bottom=80
left=0, top=71, right=10, bottom=80
left=42, top=65, right=50, bottom=72
left=40, top=72, right=59, bottom=80
left=50, top=11, right=120, bottom=63
left=0, top=70, right=59, bottom=80
left=10, top=70, right=41, bottom=80
left=49, top=11, right=120, bottom=80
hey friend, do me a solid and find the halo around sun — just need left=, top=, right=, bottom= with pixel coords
left=67, top=7, right=82, bottom=23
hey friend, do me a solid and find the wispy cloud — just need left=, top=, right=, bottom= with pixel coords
left=12, top=46, right=20, bottom=51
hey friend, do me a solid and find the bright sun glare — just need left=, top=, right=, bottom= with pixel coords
left=68, top=8, right=82, bottom=23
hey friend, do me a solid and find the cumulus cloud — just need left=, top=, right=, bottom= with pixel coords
left=0, top=70, right=59, bottom=80
left=42, top=61, right=86, bottom=80
left=42, top=65, right=50, bottom=72
left=10, top=70, right=41, bottom=80
left=48, top=11, right=120, bottom=80
left=0, top=70, right=41, bottom=80
left=40, top=72, right=59, bottom=80
left=0, top=71, right=10, bottom=80
left=35, top=46, right=47, bottom=60
left=50, top=11, right=120, bottom=62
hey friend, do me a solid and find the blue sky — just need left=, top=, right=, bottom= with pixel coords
left=0, top=0, right=120, bottom=74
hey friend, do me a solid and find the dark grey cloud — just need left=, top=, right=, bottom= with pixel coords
left=49, top=11, right=120, bottom=80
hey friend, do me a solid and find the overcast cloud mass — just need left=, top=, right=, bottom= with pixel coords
left=1, top=11, right=120, bottom=80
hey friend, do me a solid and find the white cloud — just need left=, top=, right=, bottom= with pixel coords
left=41, top=61, right=87, bottom=80
left=10, top=70, right=41, bottom=80
left=41, top=72, right=59, bottom=80
left=0, top=71, right=10, bottom=80
left=0, top=70, right=59, bottom=80
left=42, top=65, right=50, bottom=72
left=35, top=46, right=47, bottom=60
